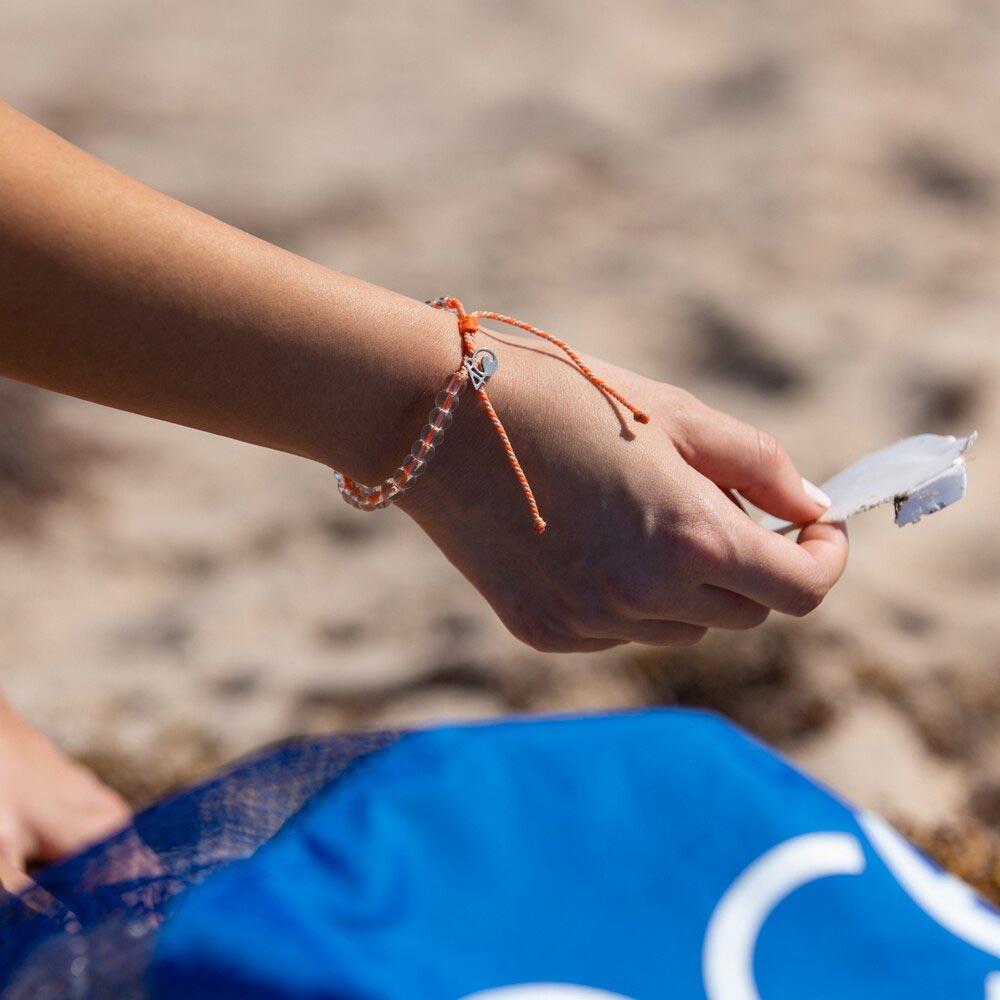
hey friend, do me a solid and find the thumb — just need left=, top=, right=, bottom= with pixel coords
left=676, top=404, right=831, bottom=523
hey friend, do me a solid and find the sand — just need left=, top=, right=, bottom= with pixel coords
left=1, top=0, right=998, bottom=848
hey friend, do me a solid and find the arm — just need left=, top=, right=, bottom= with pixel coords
left=0, top=99, right=848, bottom=652
left=0, top=99, right=455, bottom=483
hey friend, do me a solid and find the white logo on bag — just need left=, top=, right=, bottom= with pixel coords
left=702, top=812, right=1000, bottom=1000
left=702, top=831, right=865, bottom=999
left=463, top=811, right=1000, bottom=1000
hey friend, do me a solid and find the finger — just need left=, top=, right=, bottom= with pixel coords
left=615, top=581, right=770, bottom=631
left=685, top=586, right=771, bottom=630
left=607, top=621, right=708, bottom=647
left=67, top=789, right=131, bottom=850
left=523, top=635, right=627, bottom=654
left=724, top=489, right=750, bottom=515
left=676, top=406, right=831, bottom=523
left=564, top=638, right=627, bottom=653
left=713, top=514, right=849, bottom=616
left=0, top=855, right=32, bottom=895
left=36, top=784, right=131, bottom=862
left=795, top=519, right=850, bottom=588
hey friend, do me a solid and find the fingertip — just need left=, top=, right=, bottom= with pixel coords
left=737, top=460, right=832, bottom=526
left=797, top=519, right=849, bottom=586
left=799, top=519, right=848, bottom=544
left=0, top=854, right=29, bottom=894
left=802, top=477, right=832, bottom=512
left=679, top=413, right=830, bottom=525
left=777, top=476, right=832, bottom=525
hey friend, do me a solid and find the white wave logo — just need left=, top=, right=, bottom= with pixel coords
left=702, top=811, right=1000, bottom=999
left=464, top=812, right=1000, bottom=1000
left=702, top=831, right=865, bottom=999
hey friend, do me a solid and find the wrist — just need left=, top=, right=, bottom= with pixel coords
left=395, top=333, right=546, bottom=532
left=336, top=298, right=650, bottom=536
left=310, top=295, right=461, bottom=484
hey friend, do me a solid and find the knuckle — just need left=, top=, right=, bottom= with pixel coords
left=676, top=521, right=730, bottom=577
left=669, top=388, right=706, bottom=425
left=508, top=614, right=577, bottom=653
left=789, top=577, right=828, bottom=617
left=754, top=428, right=788, bottom=471
left=670, top=396, right=712, bottom=460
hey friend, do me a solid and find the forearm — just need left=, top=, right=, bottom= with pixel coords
left=0, top=102, right=849, bottom=655
left=0, top=100, right=456, bottom=480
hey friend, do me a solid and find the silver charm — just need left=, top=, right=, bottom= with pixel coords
left=464, top=349, right=498, bottom=391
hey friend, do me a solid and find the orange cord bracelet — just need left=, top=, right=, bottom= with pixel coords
left=334, top=298, right=649, bottom=535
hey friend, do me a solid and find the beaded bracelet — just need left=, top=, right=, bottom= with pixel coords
left=334, top=346, right=496, bottom=512
left=334, top=297, right=649, bottom=534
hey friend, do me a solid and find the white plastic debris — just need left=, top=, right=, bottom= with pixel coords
left=761, top=433, right=977, bottom=533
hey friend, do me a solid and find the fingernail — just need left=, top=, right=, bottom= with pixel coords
left=802, top=477, right=832, bottom=509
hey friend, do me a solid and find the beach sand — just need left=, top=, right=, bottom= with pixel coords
left=2, top=0, right=998, bottom=861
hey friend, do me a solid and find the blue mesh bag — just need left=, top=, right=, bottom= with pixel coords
left=3, top=710, right=1000, bottom=998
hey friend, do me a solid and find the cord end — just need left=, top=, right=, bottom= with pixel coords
left=634, top=411, right=650, bottom=424
left=533, top=517, right=547, bottom=535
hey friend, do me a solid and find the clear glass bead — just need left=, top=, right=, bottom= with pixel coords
left=430, top=406, right=453, bottom=431
left=404, top=456, right=426, bottom=478
left=420, top=424, right=443, bottom=448
left=410, top=439, right=437, bottom=464
left=436, top=389, right=459, bottom=412
left=391, top=467, right=409, bottom=490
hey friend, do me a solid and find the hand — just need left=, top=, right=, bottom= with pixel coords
left=0, top=702, right=130, bottom=877
left=401, top=333, right=848, bottom=652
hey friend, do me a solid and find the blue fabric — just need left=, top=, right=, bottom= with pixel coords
left=150, top=710, right=1000, bottom=999
left=0, top=730, right=396, bottom=997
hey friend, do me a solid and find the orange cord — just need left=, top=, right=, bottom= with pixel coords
left=471, top=309, right=649, bottom=426
left=434, top=298, right=649, bottom=535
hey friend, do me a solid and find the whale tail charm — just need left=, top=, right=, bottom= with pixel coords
left=464, top=349, right=498, bottom=391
